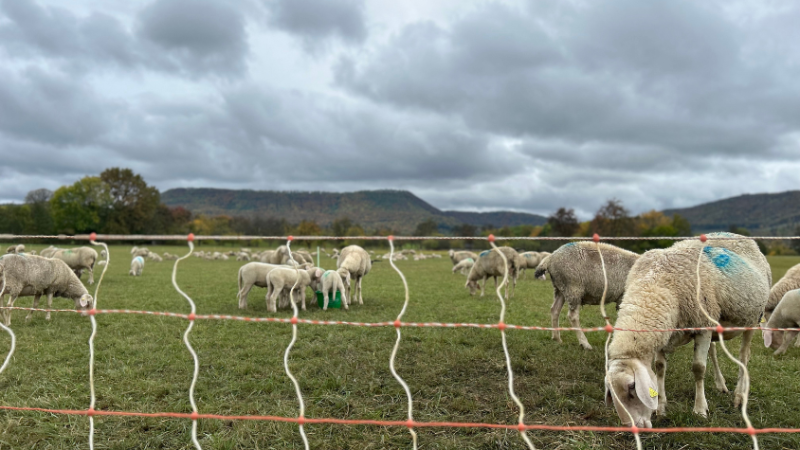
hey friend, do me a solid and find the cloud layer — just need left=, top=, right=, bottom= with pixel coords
left=1, top=0, right=799, bottom=218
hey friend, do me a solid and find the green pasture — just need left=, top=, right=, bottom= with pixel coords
left=0, top=243, right=798, bottom=449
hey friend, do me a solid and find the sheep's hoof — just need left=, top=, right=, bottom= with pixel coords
left=551, top=336, right=562, bottom=343
left=580, top=343, right=593, bottom=351
left=656, top=404, right=666, bottom=416
left=715, top=382, right=729, bottom=393
left=733, top=394, right=744, bottom=408
left=693, top=404, right=708, bottom=417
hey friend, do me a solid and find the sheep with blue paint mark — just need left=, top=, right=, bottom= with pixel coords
left=465, top=246, right=519, bottom=298
left=535, top=241, right=639, bottom=349
left=606, top=232, right=770, bottom=428
left=449, top=250, right=478, bottom=266
left=129, top=256, right=145, bottom=277
left=452, top=257, right=474, bottom=276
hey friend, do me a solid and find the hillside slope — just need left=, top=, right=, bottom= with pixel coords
left=663, top=190, right=800, bottom=234
left=161, top=188, right=547, bottom=234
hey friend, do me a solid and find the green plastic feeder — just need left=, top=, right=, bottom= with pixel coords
left=316, top=291, right=342, bottom=309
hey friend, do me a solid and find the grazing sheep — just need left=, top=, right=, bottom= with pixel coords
left=96, top=260, right=107, bottom=266
left=147, top=252, right=163, bottom=262
left=39, top=246, right=59, bottom=258
left=465, top=247, right=519, bottom=299
left=452, top=258, right=474, bottom=276
left=5, top=245, right=17, bottom=254
left=131, top=247, right=150, bottom=257
left=0, top=254, right=93, bottom=325
left=236, top=252, right=251, bottom=261
left=265, top=266, right=324, bottom=312
left=535, top=242, right=639, bottom=350
left=51, top=247, right=99, bottom=285
left=296, top=250, right=313, bottom=264
left=606, top=233, right=770, bottom=428
left=336, top=245, right=371, bottom=305
left=763, top=289, right=800, bottom=355
left=163, top=252, right=179, bottom=261
left=237, top=262, right=285, bottom=309
left=766, top=263, right=800, bottom=320
left=449, top=250, right=478, bottom=265
left=317, top=270, right=350, bottom=310
left=517, top=252, right=543, bottom=278
left=129, top=256, right=145, bottom=276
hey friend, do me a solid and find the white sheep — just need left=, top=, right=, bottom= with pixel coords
left=606, top=233, right=770, bottom=428
left=40, top=246, right=59, bottom=258
left=336, top=245, right=371, bottom=305
left=51, top=247, right=99, bottom=285
left=449, top=249, right=478, bottom=265
left=465, top=247, right=519, bottom=299
left=535, top=242, right=639, bottom=350
left=0, top=254, right=93, bottom=325
left=265, top=266, right=323, bottom=312
left=237, top=262, right=283, bottom=309
left=452, top=258, right=474, bottom=276
left=766, top=263, right=800, bottom=320
left=5, top=245, right=17, bottom=254
left=236, top=252, right=251, bottom=261
left=316, top=270, right=350, bottom=310
left=763, top=289, right=800, bottom=355
left=129, top=256, right=145, bottom=276
left=147, top=252, right=163, bottom=262
left=163, top=252, right=179, bottom=261
left=517, top=252, right=542, bottom=278
left=131, top=247, right=150, bottom=257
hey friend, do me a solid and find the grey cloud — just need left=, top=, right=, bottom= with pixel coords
left=265, top=0, right=366, bottom=49
left=137, top=0, right=249, bottom=75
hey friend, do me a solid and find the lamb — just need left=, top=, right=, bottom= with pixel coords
left=163, top=252, right=179, bottom=261
left=147, top=252, right=163, bottom=262
left=131, top=247, right=150, bottom=257
left=51, top=247, right=99, bottom=285
left=296, top=250, right=313, bottom=264
left=465, top=247, right=519, bottom=298
left=449, top=250, right=478, bottom=265
left=606, top=233, right=771, bottom=428
left=15, top=244, right=25, bottom=253
left=129, top=256, right=144, bottom=276
left=265, top=266, right=324, bottom=312
left=763, top=289, right=800, bottom=355
left=336, top=245, right=371, bottom=305
left=316, top=270, right=350, bottom=310
left=452, top=258, right=474, bottom=276
left=534, top=242, right=639, bottom=350
left=0, top=254, right=93, bottom=325
left=5, top=245, right=17, bottom=254
left=237, top=262, right=285, bottom=309
left=236, top=252, right=251, bottom=261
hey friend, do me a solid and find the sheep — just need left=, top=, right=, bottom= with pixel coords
left=5, top=245, right=17, bottom=254
left=465, top=247, right=519, bottom=299
left=259, top=250, right=275, bottom=263
left=534, top=242, right=639, bottom=350
left=129, top=256, right=144, bottom=276
left=147, top=252, right=163, bottom=262
left=452, top=258, right=474, bottom=276
left=131, top=247, right=150, bottom=257
left=29, top=250, right=37, bottom=256
left=39, top=246, right=59, bottom=258
left=606, top=232, right=771, bottom=428
left=316, top=270, right=350, bottom=310
left=296, top=250, right=313, bottom=264
left=15, top=244, right=25, bottom=253
left=265, top=266, right=324, bottom=312
left=0, top=254, right=93, bottom=325
left=163, top=252, right=179, bottom=261
left=766, top=263, right=800, bottom=320
left=240, top=248, right=252, bottom=253
left=236, top=252, right=251, bottom=261
left=237, top=262, right=284, bottom=309
left=336, top=245, right=371, bottom=305
left=763, top=289, right=800, bottom=355
left=449, top=250, right=478, bottom=265
left=51, top=247, right=99, bottom=285
left=517, top=252, right=543, bottom=278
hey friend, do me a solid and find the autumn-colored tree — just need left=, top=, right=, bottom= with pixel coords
left=590, top=199, right=636, bottom=237
left=101, top=168, right=160, bottom=234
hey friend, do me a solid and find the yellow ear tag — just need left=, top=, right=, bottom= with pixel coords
left=649, top=388, right=658, bottom=398
left=761, top=316, right=766, bottom=323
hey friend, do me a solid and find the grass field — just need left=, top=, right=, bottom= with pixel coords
left=0, top=242, right=799, bottom=449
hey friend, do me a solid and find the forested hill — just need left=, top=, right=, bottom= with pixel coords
left=663, top=190, right=800, bottom=234
left=161, top=188, right=547, bottom=233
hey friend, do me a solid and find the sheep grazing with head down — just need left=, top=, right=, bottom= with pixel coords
left=129, top=256, right=145, bottom=276
left=265, top=266, right=323, bottom=312
left=763, top=289, right=800, bottom=356
left=449, top=250, right=478, bottom=266
left=766, top=263, right=800, bottom=320
left=337, top=245, right=371, bottom=305
left=534, top=242, right=639, bottom=350
left=606, top=232, right=770, bottom=428
left=452, top=258, right=474, bottom=276
left=465, top=247, right=519, bottom=299
left=0, top=254, right=93, bottom=325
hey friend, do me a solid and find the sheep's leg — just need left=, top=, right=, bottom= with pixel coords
left=267, top=284, right=280, bottom=313
left=480, top=276, right=487, bottom=297
left=341, top=287, right=349, bottom=310
left=567, top=303, right=592, bottom=350
left=654, top=351, right=668, bottom=416
left=733, top=329, right=755, bottom=408
left=323, top=290, right=329, bottom=311
left=357, top=277, right=364, bottom=305
left=774, top=330, right=799, bottom=356
left=550, top=290, right=565, bottom=343
left=794, top=332, right=800, bottom=347
left=300, top=287, right=307, bottom=311
left=709, top=343, right=728, bottom=393
left=692, top=332, right=711, bottom=417
left=239, top=284, right=252, bottom=309
left=26, top=294, right=42, bottom=321
left=87, top=267, right=94, bottom=285
left=4, top=294, right=19, bottom=326
left=1, top=294, right=7, bottom=325
left=45, top=293, right=53, bottom=320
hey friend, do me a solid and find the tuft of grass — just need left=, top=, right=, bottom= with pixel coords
left=0, top=244, right=798, bottom=449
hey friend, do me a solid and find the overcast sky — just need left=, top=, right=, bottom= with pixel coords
left=1, top=0, right=799, bottom=219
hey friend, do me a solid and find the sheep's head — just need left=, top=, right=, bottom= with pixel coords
left=76, top=294, right=93, bottom=310
left=762, top=321, right=787, bottom=354
left=465, top=279, right=478, bottom=295
left=605, top=358, right=658, bottom=428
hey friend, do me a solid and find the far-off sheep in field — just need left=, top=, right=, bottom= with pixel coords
left=129, top=256, right=145, bottom=276
left=51, top=247, right=99, bottom=285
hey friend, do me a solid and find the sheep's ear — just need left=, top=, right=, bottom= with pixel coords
left=80, top=295, right=93, bottom=308
left=604, top=382, right=613, bottom=406
left=315, top=268, right=323, bottom=279
left=763, top=329, right=773, bottom=348
left=633, top=361, right=659, bottom=410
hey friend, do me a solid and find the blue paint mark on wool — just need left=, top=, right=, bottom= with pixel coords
left=479, top=250, right=490, bottom=257
left=703, top=246, right=740, bottom=273
left=134, top=256, right=144, bottom=264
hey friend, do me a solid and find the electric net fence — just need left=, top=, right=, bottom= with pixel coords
left=1, top=233, right=800, bottom=450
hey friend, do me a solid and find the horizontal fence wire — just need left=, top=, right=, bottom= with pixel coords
left=1, top=233, right=799, bottom=448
